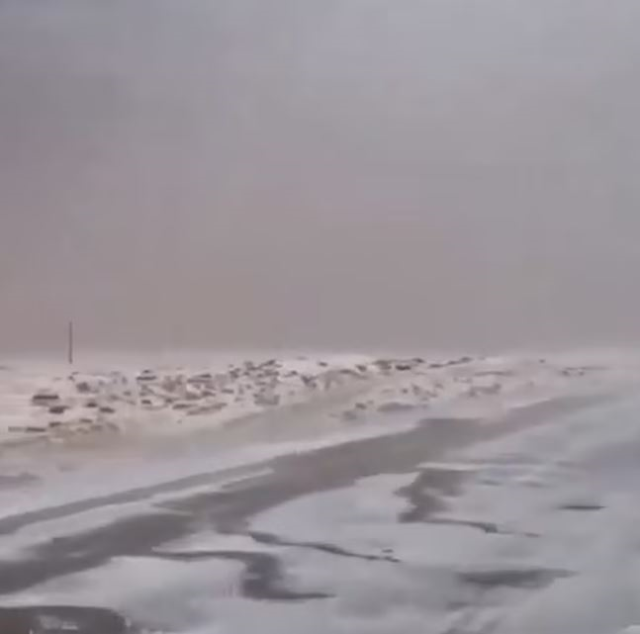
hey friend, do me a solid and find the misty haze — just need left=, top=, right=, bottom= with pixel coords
left=3, top=3, right=640, bottom=634
left=2, top=0, right=640, bottom=354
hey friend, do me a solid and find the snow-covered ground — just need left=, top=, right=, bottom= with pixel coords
left=1, top=350, right=640, bottom=634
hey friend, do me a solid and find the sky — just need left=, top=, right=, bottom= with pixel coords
left=1, top=0, right=640, bottom=355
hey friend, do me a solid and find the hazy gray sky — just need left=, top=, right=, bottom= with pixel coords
left=1, top=0, right=640, bottom=354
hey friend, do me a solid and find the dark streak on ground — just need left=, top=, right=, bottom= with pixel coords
left=246, top=529, right=400, bottom=563
left=458, top=567, right=571, bottom=590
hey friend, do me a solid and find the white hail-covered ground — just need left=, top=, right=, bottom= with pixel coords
left=0, top=350, right=636, bottom=444
left=1, top=350, right=640, bottom=634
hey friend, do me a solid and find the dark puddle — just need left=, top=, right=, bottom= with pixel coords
left=152, top=549, right=330, bottom=601
left=397, top=467, right=467, bottom=522
left=458, top=567, right=571, bottom=590
left=559, top=503, right=604, bottom=512
left=0, top=606, right=132, bottom=634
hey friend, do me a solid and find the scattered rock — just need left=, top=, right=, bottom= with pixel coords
left=187, top=402, right=227, bottom=416
left=48, top=421, right=63, bottom=429
left=378, top=402, right=414, bottom=413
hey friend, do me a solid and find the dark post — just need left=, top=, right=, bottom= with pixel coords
left=68, top=321, right=74, bottom=365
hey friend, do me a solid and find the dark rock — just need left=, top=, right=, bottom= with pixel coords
left=188, top=373, right=213, bottom=384
left=85, top=402, right=98, bottom=409
left=48, top=405, right=68, bottom=415
left=448, top=356, right=473, bottom=366
left=136, top=371, right=157, bottom=382
left=31, top=393, right=60, bottom=406
left=75, top=382, right=92, bottom=394
left=48, top=421, right=63, bottom=429
left=25, top=426, right=47, bottom=433
left=99, top=406, right=116, bottom=414
left=141, top=399, right=152, bottom=406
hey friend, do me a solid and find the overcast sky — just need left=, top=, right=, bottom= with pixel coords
left=1, top=0, right=639, bottom=355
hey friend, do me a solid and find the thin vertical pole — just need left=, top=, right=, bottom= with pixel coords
left=68, top=320, right=74, bottom=365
